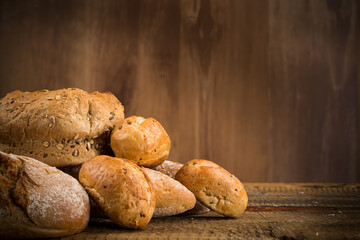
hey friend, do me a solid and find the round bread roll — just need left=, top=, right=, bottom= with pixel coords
left=78, top=155, right=156, bottom=229
left=142, top=168, right=196, bottom=217
left=0, top=151, right=90, bottom=239
left=110, top=116, right=171, bottom=167
left=0, top=88, right=124, bottom=167
left=175, top=159, right=248, bottom=218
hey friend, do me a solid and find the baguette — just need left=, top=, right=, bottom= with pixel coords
left=0, top=151, right=90, bottom=239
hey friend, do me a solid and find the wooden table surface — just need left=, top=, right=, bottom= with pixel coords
left=57, top=183, right=360, bottom=240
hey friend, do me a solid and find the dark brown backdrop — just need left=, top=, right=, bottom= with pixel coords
left=0, top=0, right=358, bottom=182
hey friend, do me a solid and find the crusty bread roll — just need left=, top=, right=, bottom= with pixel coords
left=0, top=88, right=124, bottom=167
left=0, top=151, right=90, bottom=239
left=153, top=160, right=210, bottom=215
left=175, top=159, right=248, bottom=218
left=142, top=168, right=196, bottom=217
left=78, top=155, right=156, bottom=229
left=110, top=116, right=171, bottom=167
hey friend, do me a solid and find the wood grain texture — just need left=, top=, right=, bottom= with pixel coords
left=57, top=183, right=360, bottom=240
left=268, top=0, right=358, bottom=182
left=357, top=2, right=360, bottom=184
left=0, top=0, right=358, bottom=182
left=176, top=0, right=268, bottom=181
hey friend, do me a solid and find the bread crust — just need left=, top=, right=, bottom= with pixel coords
left=0, top=88, right=124, bottom=167
left=152, top=160, right=210, bottom=215
left=142, top=168, right=196, bottom=217
left=175, top=159, right=248, bottom=218
left=110, top=116, right=171, bottom=167
left=153, top=160, right=184, bottom=178
left=78, top=155, right=156, bottom=229
left=0, top=151, right=90, bottom=239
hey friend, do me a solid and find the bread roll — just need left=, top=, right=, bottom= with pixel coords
left=175, top=159, right=248, bottom=218
left=78, top=155, right=155, bottom=229
left=111, top=116, right=171, bottom=167
left=0, top=151, right=90, bottom=239
left=142, top=168, right=196, bottom=217
left=0, top=88, right=124, bottom=167
left=153, top=160, right=210, bottom=215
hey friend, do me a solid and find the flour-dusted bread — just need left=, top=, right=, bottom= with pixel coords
left=0, top=88, right=124, bottom=167
left=0, top=151, right=90, bottom=239
left=111, top=116, right=171, bottom=167
left=59, top=164, right=112, bottom=219
left=142, top=168, right=196, bottom=217
left=153, top=160, right=210, bottom=215
left=78, top=155, right=156, bottom=229
left=175, top=159, right=248, bottom=218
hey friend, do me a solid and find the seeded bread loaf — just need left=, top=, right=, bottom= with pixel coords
left=175, top=159, right=248, bottom=218
left=78, top=155, right=156, bottom=229
left=111, top=116, right=171, bottom=167
left=0, top=89, right=124, bottom=167
left=0, top=151, right=90, bottom=239
left=142, top=168, right=196, bottom=217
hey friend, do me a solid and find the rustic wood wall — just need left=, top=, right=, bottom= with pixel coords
left=0, top=0, right=358, bottom=182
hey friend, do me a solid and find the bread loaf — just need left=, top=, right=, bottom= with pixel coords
left=111, top=116, right=171, bottom=167
left=153, top=160, right=210, bottom=215
left=0, top=151, right=90, bottom=239
left=142, top=168, right=196, bottom=217
left=175, top=159, right=248, bottom=218
left=0, top=89, right=124, bottom=167
left=78, top=155, right=156, bottom=229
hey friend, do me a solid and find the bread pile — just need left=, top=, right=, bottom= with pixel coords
left=0, top=88, right=247, bottom=239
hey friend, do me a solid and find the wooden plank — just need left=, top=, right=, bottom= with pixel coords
left=268, top=0, right=358, bottom=182
left=57, top=211, right=360, bottom=240
left=57, top=183, right=360, bottom=240
left=0, top=0, right=93, bottom=94
left=177, top=0, right=269, bottom=181
left=358, top=1, right=360, bottom=183
left=245, top=183, right=360, bottom=208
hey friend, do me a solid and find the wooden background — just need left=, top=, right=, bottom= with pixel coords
left=0, top=0, right=358, bottom=182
